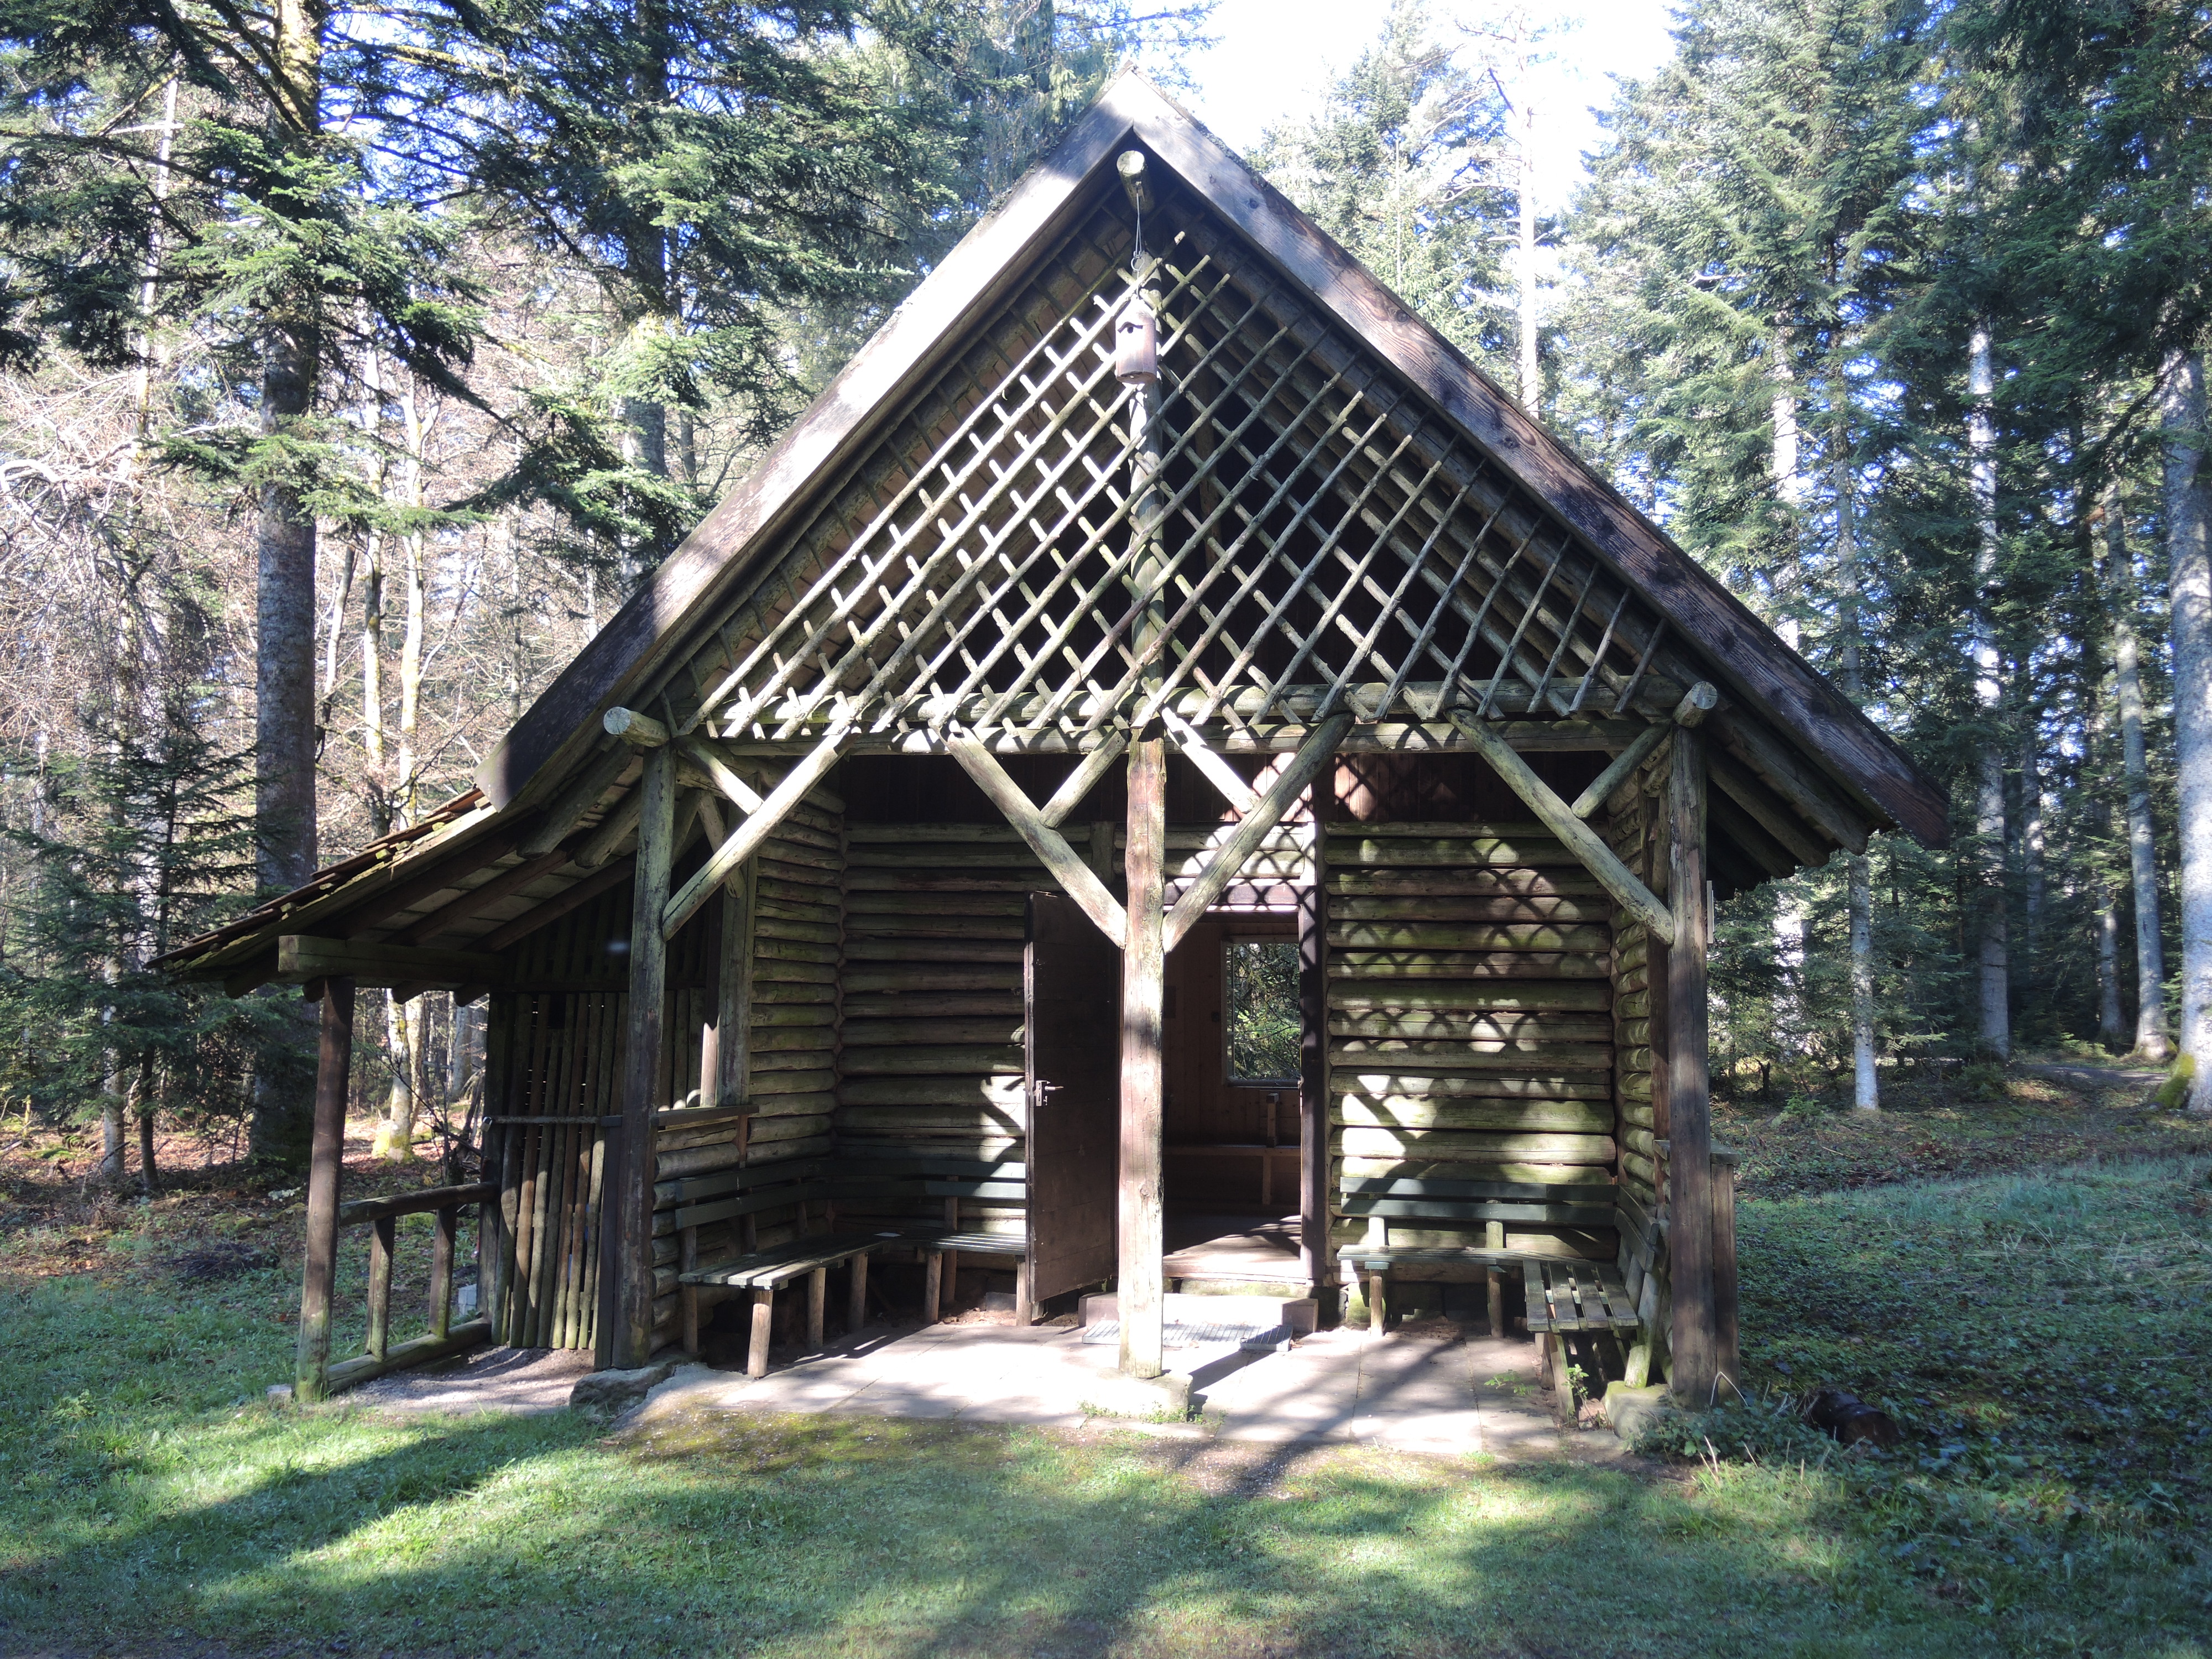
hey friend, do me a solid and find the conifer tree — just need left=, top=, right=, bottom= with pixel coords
left=1253, top=0, right=1515, bottom=381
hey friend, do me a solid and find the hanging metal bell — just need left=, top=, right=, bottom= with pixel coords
left=1114, top=299, right=1158, bottom=386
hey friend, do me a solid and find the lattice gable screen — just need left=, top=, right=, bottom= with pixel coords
left=652, top=179, right=1704, bottom=752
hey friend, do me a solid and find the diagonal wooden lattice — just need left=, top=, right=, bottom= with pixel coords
left=681, top=192, right=1677, bottom=750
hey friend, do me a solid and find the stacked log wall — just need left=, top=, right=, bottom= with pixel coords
left=830, top=818, right=1311, bottom=1243
left=1602, top=766, right=1670, bottom=1368
left=1324, top=821, right=1618, bottom=1260
left=646, top=792, right=847, bottom=1338
left=836, top=825, right=1039, bottom=1240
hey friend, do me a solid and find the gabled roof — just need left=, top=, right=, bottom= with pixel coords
left=474, top=70, right=1948, bottom=849
left=160, top=72, right=1945, bottom=987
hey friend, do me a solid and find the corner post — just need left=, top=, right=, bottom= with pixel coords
left=603, top=742, right=675, bottom=1369
left=1119, top=734, right=1167, bottom=1378
left=295, top=975, right=355, bottom=1402
left=1298, top=793, right=1329, bottom=1298
left=1665, top=726, right=1718, bottom=1403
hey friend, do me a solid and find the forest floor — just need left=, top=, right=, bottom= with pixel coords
left=0, top=1071, right=2207, bottom=1658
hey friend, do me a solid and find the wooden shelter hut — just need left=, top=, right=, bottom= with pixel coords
left=163, top=74, right=1946, bottom=1408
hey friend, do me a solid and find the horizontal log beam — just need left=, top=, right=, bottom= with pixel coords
left=278, top=936, right=505, bottom=989
left=713, top=718, right=1644, bottom=757
left=337, top=1181, right=497, bottom=1228
left=605, top=707, right=671, bottom=748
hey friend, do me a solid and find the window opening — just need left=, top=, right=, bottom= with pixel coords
left=1223, top=938, right=1299, bottom=1084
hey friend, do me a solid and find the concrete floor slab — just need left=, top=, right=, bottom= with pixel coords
left=351, top=1297, right=1607, bottom=1460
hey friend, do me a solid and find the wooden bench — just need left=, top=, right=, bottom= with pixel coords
left=679, top=1231, right=893, bottom=1377
left=1337, top=1243, right=1522, bottom=1338
left=1524, top=1259, right=1640, bottom=1426
left=905, top=1230, right=1027, bottom=1321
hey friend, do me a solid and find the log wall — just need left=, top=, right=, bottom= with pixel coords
left=645, top=795, right=846, bottom=1339
left=1324, top=821, right=1618, bottom=1261
left=835, top=825, right=1038, bottom=1240
left=483, top=792, right=849, bottom=1349
left=1603, top=764, right=1671, bottom=1368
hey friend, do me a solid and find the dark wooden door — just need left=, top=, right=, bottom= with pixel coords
left=1026, top=892, right=1121, bottom=1305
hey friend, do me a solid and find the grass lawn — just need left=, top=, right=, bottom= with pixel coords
left=1, top=1084, right=2208, bottom=1657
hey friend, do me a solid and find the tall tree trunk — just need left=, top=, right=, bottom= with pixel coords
left=1968, top=320, right=2010, bottom=1060
left=133, top=1054, right=159, bottom=1198
left=2017, top=721, right=2046, bottom=957
left=1769, top=323, right=1806, bottom=1072
left=1516, top=90, right=1538, bottom=410
left=2097, top=834, right=2127, bottom=1051
left=1835, top=440, right=1878, bottom=1109
left=375, top=990, right=418, bottom=1162
left=2163, top=346, right=2212, bottom=1113
left=617, top=0, right=673, bottom=585
left=246, top=0, right=328, bottom=1165
left=2103, top=485, right=2170, bottom=1060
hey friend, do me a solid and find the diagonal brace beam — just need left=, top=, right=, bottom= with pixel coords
left=1038, top=734, right=1129, bottom=829
left=1164, top=709, right=1259, bottom=814
left=947, top=735, right=1128, bottom=950
left=663, top=722, right=852, bottom=941
left=1447, top=711, right=1677, bottom=945
left=1161, top=712, right=1351, bottom=955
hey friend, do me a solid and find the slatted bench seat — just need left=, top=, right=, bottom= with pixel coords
left=679, top=1230, right=896, bottom=1377
left=1524, top=1259, right=1641, bottom=1426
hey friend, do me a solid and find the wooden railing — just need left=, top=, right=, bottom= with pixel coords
left=299, top=1179, right=495, bottom=1400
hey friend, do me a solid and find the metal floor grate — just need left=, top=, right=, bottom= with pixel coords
left=1083, top=1318, right=1289, bottom=1352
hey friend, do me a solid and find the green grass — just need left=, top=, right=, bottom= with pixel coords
left=0, top=1159, right=2208, bottom=1655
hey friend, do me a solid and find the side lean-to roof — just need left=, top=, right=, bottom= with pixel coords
left=160, top=72, right=1945, bottom=991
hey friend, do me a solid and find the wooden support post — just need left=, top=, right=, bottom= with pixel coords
left=924, top=1250, right=943, bottom=1322
left=1712, top=1147, right=1741, bottom=1397
left=295, top=977, right=354, bottom=1403
left=1298, top=818, right=1328, bottom=1298
left=848, top=1251, right=869, bottom=1334
left=1014, top=1257, right=1031, bottom=1325
left=1665, top=726, right=1718, bottom=1405
left=1119, top=734, right=1167, bottom=1379
left=363, top=1215, right=395, bottom=1362
left=945, top=1248, right=960, bottom=1309
left=1485, top=1218, right=1506, bottom=1339
left=430, top=1203, right=456, bottom=1340
left=680, top=1225, right=701, bottom=1354
left=749, top=1287, right=774, bottom=1378
left=1367, top=1267, right=1388, bottom=1337
left=602, top=742, right=674, bottom=1370
left=807, top=1266, right=827, bottom=1349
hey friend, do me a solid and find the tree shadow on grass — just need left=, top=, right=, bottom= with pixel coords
left=3, top=1400, right=2185, bottom=1659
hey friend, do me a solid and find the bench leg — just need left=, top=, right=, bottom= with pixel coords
left=748, top=1287, right=774, bottom=1378
left=680, top=1225, right=700, bottom=1355
left=807, top=1266, right=827, bottom=1350
left=924, top=1251, right=943, bottom=1322
left=847, top=1252, right=868, bottom=1335
left=1014, top=1258, right=1031, bottom=1325
left=945, top=1249, right=959, bottom=1312
left=1486, top=1267, right=1504, bottom=1341
left=1548, top=1333, right=1575, bottom=1427
left=1368, top=1268, right=1388, bottom=1338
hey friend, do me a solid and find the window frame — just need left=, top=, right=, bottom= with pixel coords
left=1219, top=931, right=1301, bottom=1087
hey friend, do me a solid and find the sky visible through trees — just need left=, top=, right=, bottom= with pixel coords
left=1, top=0, right=2206, bottom=1178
